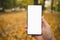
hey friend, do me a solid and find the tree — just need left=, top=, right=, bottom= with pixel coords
left=4, top=0, right=16, bottom=9
left=0, top=0, right=16, bottom=12
left=20, top=0, right=34, bottom=8
left=56, top=0, right=60, bottom=11
left=34, top=0, right=38, bottom=5
left=42, top=0, right=45, bottom=10
left=51, top=0, right=54, bottom=12
left=0, top=0, right=5, bottom=12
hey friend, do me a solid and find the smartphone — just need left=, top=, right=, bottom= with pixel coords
left=27, top=5, right=42, bottom=35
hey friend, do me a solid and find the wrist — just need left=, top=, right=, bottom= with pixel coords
left=35, top=36, right=44, bottom=40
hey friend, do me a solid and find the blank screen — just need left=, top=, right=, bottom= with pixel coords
left=28, top=5, right=42, bottom=35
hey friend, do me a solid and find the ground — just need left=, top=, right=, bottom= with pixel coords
left=0, top=11, right=60, bottom=40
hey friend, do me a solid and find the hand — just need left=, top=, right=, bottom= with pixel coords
left=24, top=16, right=56, bottom=40
left=42, top=16, right=55, bottom=40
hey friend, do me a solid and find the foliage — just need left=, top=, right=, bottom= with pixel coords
left=56, top=1, right=60, bottom=11
left=0, top=0, right=34, bottom=12
left=1, top=0, right=14, bottom=9
left=20, top=0, right=34, bottom=8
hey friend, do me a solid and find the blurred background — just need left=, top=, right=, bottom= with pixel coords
left=0, top=0, right=60, bottom=40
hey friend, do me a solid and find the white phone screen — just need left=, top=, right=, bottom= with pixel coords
left=28, top=5, right=42, bottom=35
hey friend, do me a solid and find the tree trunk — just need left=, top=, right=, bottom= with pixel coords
left=1, top=0, right=5, bottom=12
left=51, top=0, right=54, bottom=12
left=34, top=0, right=38, bottom=5
left=42, top=0, right=45, bottom=15
left=42, top=0, right=45, bottom=11
left=0, top=0, right=4, bottom=12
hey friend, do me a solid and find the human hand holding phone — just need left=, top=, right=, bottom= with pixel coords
left=25, top=16, right=56, bottom=40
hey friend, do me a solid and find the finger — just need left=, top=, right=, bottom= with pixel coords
left=42, top=16, right=47, bottom=24
left=24, top=25, right=27, bottom=32
left=24, top=25, right=33, bottom=38
left=28, top=35, right=32, bottom=39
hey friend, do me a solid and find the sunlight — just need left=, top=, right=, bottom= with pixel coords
left=45, top=1, right=51, bottom=7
